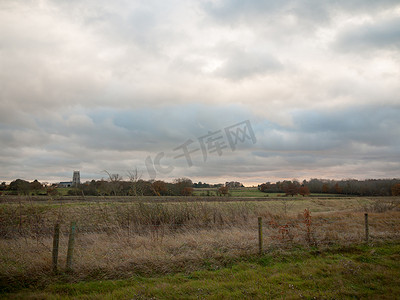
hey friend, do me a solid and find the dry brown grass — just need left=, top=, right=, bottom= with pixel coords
left=0, top=197, right=399, bottom=291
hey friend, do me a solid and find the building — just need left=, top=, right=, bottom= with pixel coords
left=58, top=181, right=73, bottom=188
left=72, top=171, right=80, bottom=187
left=58, top=171, right=80, bottom=188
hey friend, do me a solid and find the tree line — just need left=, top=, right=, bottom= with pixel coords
left=77, top=177, right=196, bottom=196
left=2, top=177, right=400, bottom=197
left=258, top=178, right=400, bottom=196
left=0, top=177, right=196, bottom=197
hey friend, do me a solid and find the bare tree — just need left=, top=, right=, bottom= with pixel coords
left=127, top=168, right=142, bottom=196
left=103, top=170, right=123, bottom=196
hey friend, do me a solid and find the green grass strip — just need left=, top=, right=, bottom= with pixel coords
left=3, top=242, right=400, bottom=299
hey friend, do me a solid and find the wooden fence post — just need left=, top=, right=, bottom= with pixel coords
left=52, top=223, right=60, bottom=273
left=258, top=217, right=263, bottom=255
left=364, top=213, right=369, bottom=244
left=66, top=222, right=76, bottom=272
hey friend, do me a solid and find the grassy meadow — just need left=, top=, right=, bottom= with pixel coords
left=3, top=242, right=400, bottom=299
left=0, top=195, right=399, bottom=298
left=193, top=187, right=292, bottom=197
left=192, top=187, right=267, bottom=197
left=192, top=187, right=348, bottom=198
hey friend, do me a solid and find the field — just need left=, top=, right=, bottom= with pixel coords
left=4, top=242, right=400, bottom=299
left=193, top=187, right=296, bottom=197
left=0, top=195, right=399, bottom=299
left=193, top=187, right=270, bottom=197
left=192, top=187, right=344, bottom=198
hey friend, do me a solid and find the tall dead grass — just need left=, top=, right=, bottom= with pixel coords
left=0, top=199, right=399, bottom=291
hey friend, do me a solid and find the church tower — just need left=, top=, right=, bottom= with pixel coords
left=72, top=171, right=80, bottom=187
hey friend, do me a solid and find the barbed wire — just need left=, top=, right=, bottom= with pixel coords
left=1, top=218, right=399, bottom=237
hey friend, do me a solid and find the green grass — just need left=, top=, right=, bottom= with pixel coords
left=3, top=242, right=400, bottom=299
left=193, top=187, right=342, bottom=198
left=193, top=187, right=270, bottom=197
left=229, top=188, right=271, bottom=197
left=56, top=188, right=72, bottom=196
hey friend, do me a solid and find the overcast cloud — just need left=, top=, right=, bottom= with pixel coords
left=0, top=0, right=399, bottom=185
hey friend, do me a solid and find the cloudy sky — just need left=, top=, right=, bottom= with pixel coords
left=1, top=0, right=400, bottom=185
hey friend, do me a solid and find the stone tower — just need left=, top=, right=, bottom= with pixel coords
left=72, top=171, right=80, bottom=187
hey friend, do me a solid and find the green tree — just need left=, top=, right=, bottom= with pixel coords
left=30, top=179, right=43, bottom=194
left=9, top=179, right=30, bottom=195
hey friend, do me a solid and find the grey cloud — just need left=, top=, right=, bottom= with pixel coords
left=248, top=105, right=400, bottom=180
left=1, top=103, right=400, bottom=183
left=203, top=0, right=289, bottom=21
left=202, top=0, right=342, bottom=27
left=179, top=148, right=400, bottom=182
left=330, top=0, right=400, bottom=14
left=214, top=47, right=283, bottom=80
left=203, top=0, right=400, bottom=24
left=335, top=17, right=400, bottom=52
left=146, top=104, right=400, bottom=181
left=292, top=106, right=400, bottom=147
left=0, top=103, right=257, bottom=181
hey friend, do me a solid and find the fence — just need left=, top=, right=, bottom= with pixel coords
left=44, top=212, right=400, bottom=273
left=0, top=203, right=399, bottom=282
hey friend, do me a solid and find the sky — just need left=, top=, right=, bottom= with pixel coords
left=1, top=0, right=400, bottom=186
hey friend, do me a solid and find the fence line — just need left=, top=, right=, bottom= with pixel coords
left=42, top=213, right=400, bottom=271
left=2, top=219, right=400, bottom=233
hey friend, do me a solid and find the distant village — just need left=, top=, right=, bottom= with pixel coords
left=1, top=170, right=399, bottom=197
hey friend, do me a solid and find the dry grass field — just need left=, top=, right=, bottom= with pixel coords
left=0, top=196, right=399, bottom=297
